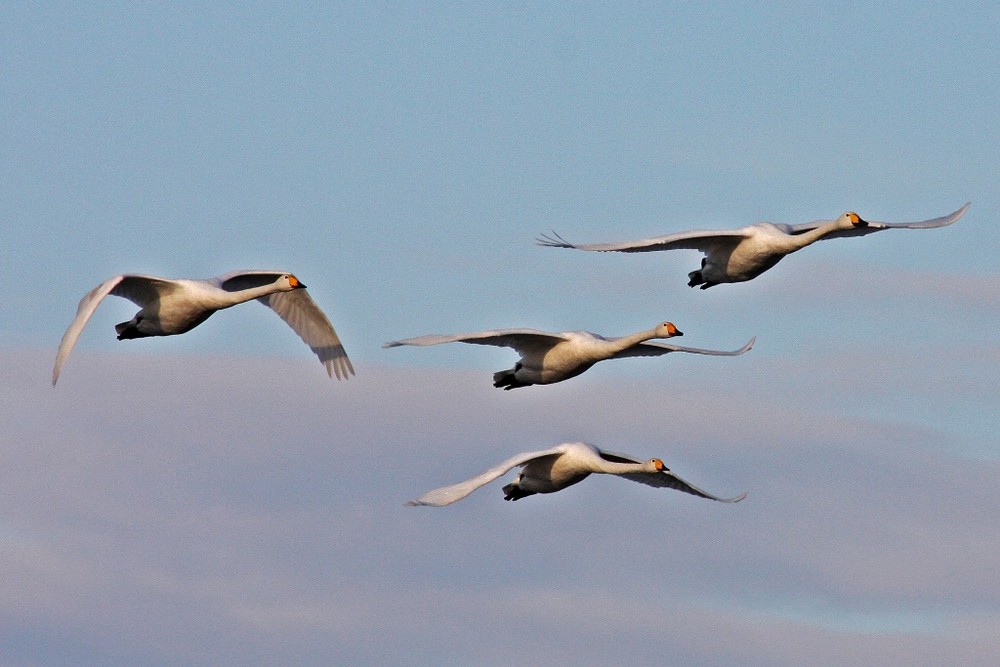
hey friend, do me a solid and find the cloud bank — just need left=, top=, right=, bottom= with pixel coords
left=1, top=345, right=996, bottom=666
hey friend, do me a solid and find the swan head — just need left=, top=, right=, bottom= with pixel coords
left=649, top=458, right=669, bottom=472
left=281, top=274, right=307, bottom=290
left=839, top=211, right=868, bottom=228
left=653, top=321, right=683, bottom=338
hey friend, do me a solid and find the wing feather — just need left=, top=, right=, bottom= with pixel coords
left=406, top=446, right=568, bottom=507
left=785, top=202, right=970, bottom=240
left=612, top=336, right=755, bottom=359
left=537, top=228, right=749, bottom=253
left=383, top=329, right=568, bottom=356
left=597, top=450, right=643, bottom=464
left=213, top=270, right=287, bottom=292
left=619, top=470, right=747, bottom=502
left=52, top=274, right=176, bottom=385
left=258, top=290, right=354, bottom=380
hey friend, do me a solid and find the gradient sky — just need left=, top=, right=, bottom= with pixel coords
left=2, top=3, right=998, bottom=665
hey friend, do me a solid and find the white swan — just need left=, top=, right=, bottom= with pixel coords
left=407, top=441, right=747, bottom=506
left=53, top=271, right=354, bottom=384
left=538, top=203, right=969, bottom=288
left=384, top=322, right=754, bottom=389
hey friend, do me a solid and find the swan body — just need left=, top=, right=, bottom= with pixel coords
left=538, top=203, right=969, bottom=288
left=407, top=441, right=747, bottom=506
left=384, top=322, right=754, bottom=389
left=53, top=271, right=354, bottom=384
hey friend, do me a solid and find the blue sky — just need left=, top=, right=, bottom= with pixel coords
left=2, top=3, right=998, bottom=665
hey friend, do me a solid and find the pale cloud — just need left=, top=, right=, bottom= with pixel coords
left=1, top=346, right=998, bottom=665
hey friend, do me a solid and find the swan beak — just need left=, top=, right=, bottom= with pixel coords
left=849, top=213, right=868, bottom=227
left=289, top=276, right=307, bottom=289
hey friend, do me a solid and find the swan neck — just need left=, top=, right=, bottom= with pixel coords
left=216, top=282, right=286, bottom=307
left=783, top=220, right=843, bottom=249
left=593, top=459, right=647, bottom=474
left=611, top=328, right=660, bottom=352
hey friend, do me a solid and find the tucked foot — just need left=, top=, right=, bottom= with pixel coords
left=115, top=319, right=144, bottom=340
left=493, top=366, right=530, bottom=390
left=502, top=481, right=535, bottom=501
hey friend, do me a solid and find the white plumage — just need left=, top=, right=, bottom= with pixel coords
left=384, top=322, right=754, bottom=389
left=539, top=203, right=969, bottom=288
left=407, top=442, right=747, bottom=506
left=53, top=270, right=353, bottom=384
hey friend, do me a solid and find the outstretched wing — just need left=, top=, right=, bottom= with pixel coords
left=619, top=470, right=747, bottom=503
left=537, top=227, right=750, bottom=254
left=213, top=270, right=288, bottom=292
left=597, top=449, right=643, bottom=464
left=383, top=328, right=568, bottom=357
left=784, top=202, right=970, bottom=240
left=258, top=289, right=354, bottom=380
left=611, top=336, right=755, bottom=359
left=52, top=274, right=176, bottom=385
left=406, top=446, right=568, bottom=507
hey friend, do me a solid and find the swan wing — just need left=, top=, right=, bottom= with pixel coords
left=785, top=202, right=970, bottom=240
left=537, top=228, right=749, bottom=254
left=619, top=470, right=747, bottom=503
left=611, top=336, right=755, bottom=359
left=406, top=446, right=568, bottom=507
left=597, top=449, right=643, bottom=464
left=52, top=274, right=176, bottom=385
left=213, top=270, right=288, bottom=292
left=383, top=329, right=567, bottom=356
left=258, top=290, right=354, bottom=380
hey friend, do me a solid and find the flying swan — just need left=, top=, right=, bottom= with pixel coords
left=53, top=271, right=354, bottom=384
left=383, top=322, right=754, bottom=389
left=406, top=441, right=747, bottom=506
left=538, top=203, right=969, bottom=288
